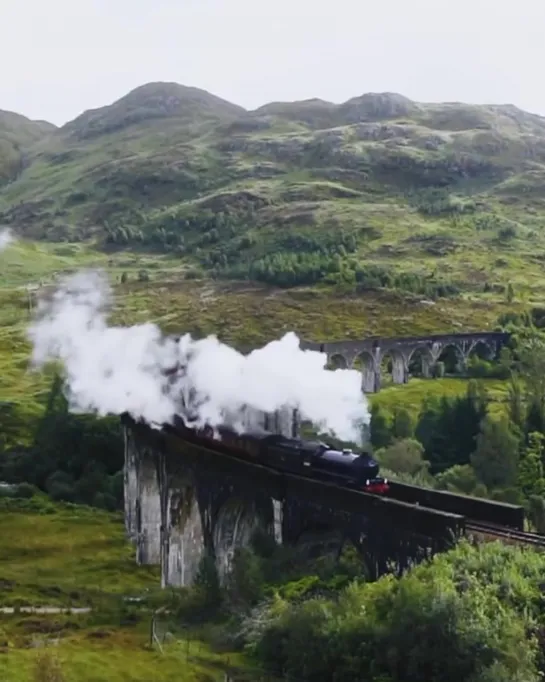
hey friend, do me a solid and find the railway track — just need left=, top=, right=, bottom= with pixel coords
left=466, top=521, right=545, bottom=547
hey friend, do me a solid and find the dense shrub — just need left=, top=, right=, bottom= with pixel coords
left=242, top=542, right=543, bottom=682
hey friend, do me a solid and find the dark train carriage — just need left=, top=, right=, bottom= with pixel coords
left=257, top=433, right=324, bottom=475
left=150, top=413, right=389, bottom=495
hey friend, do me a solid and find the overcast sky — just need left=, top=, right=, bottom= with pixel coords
left=1, top=0, right=544, bottom=126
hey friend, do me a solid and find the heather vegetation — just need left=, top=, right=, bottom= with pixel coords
left=3, top=83, right=545, bottom=310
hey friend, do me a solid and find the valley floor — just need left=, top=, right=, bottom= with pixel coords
left=0, top=497, right=244, bottom=682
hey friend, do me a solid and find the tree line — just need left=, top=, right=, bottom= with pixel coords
left=101, top=201, right=476, bottom=296
left=0, top=374, right=123, bottom=510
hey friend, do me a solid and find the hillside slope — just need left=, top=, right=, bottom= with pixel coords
left=1, top=82, right=545, bottom=307
left=0, top=110, right=55, bottom=185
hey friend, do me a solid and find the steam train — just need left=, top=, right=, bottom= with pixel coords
left=170, top=415, right=389, bottom=494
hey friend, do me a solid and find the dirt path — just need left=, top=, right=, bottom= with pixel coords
left=0, top=606, right=91, bottom=614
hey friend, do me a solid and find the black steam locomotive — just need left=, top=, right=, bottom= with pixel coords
left=171, top=415, right=389, bottom=494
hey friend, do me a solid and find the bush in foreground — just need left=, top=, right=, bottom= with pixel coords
left=238, top=541, right=544, bottom=682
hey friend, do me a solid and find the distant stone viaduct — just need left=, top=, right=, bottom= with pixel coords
left=302, top=331, right=510, bottom=393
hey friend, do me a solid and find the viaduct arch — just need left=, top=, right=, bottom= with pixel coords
left=303, top=332, right=510, bottom=393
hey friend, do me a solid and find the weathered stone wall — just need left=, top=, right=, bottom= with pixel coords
left=123, top=426, right=138, bottom=542
left=124, top=425, right=162, bottom=565
left=159, top=425, right=280, bottom=586
left=161, top=472, right=205, bottom=587
left=123, top=406, right=298, bottom=585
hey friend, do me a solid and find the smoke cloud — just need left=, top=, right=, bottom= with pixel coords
left=27, top=269, right=370, bottom=442
left=0, top=229, right=14, bottom=251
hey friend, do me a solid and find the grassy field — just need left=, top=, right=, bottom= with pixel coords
left=0, top=234, right=517, bottom=437
left=2, top=632, right=244, bottom=682
left=0, top=496, right=249, bottom=682
left=0, top=238, right=513, bottom=438
left=372, top=376, right=510, bottom=419
left=0, top=497, right=159, bottom=608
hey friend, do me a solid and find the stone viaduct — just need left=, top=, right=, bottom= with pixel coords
left=124, top=406, right=297, bottom=582
left=123, top=405, right=462, bottom=589
left=121, top=331, right=504, bottom=588
left=302, top=332, right=510, bottom=393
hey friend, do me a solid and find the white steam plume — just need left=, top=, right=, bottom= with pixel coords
left=0, top=229, right=14, bottom=251
left=27, top=270, right=370, bottom=442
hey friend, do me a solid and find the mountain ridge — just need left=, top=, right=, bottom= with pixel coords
left=2, top=81, right=545, bottom=317
left=56, top=85, right=545, bottom=136
left=5, top=82, right=545, bottom=130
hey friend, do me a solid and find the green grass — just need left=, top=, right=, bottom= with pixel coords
left=115, top=278, right=511, bottom=343
left=0, top=239, right=188, bottom=289
left=0, top=496, right=253, bottom=682
left=1, top=624, right=244, bottom=682
left=0, top=497, right=159, bottom=607
left=372, top=377, right=510, bottom=419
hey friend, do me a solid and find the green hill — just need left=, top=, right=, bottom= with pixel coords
left=1, top=81, right=544, bottom=346
left=0, top=110, right=55, bottom=185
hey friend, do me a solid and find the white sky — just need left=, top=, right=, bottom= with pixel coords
left=1, top=0, right=544, bottom=126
